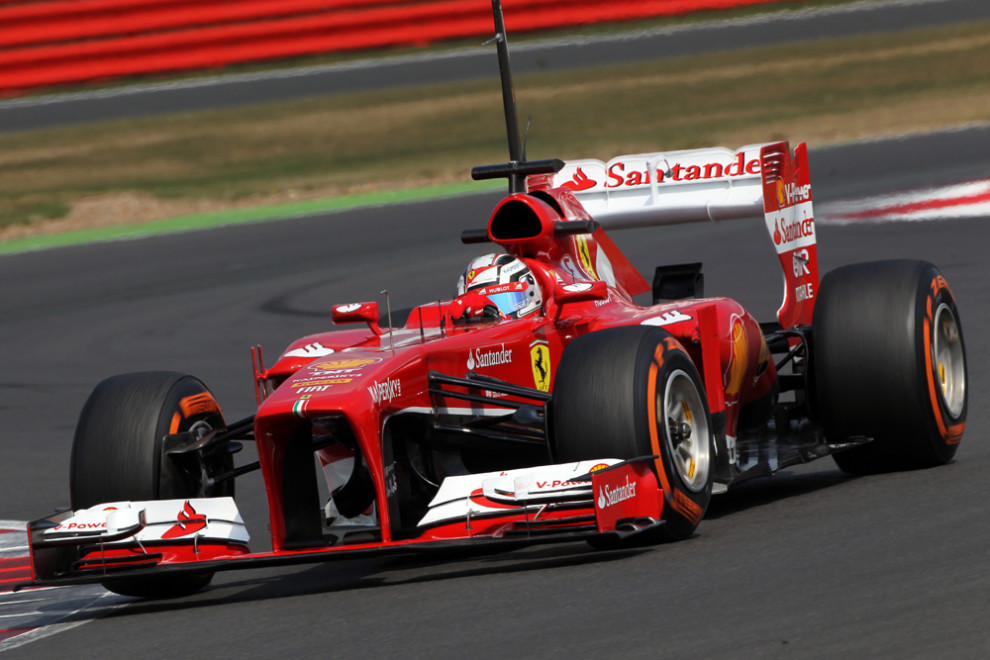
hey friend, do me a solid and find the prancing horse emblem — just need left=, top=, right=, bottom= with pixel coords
left=530, top=341, right=551, bottom=393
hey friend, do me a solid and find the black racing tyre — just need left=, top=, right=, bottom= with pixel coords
left=552, top=326, right=714, bottom=543
left=813, top=260, right=966, bottom=474
left=70, top=371, right=231, bottom=598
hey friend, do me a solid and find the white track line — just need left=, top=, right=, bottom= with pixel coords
left=0, top=522, right=125, bottom=653
left=820, top=178, right=990, bottom=223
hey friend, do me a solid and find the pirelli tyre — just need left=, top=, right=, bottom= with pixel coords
left=552, top=326, right=714, bottom=543
left=812, top=260, right=966, bottom=474
left=70, top=371, right=233, bottom=598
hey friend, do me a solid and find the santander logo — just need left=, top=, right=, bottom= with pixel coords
left=773, top=214, right=815, bottom=246
left=559, top=152, right=761, bottom=193
left=607, top=153, right=759, bottom=189
left=561, top=167, right=597, bottom=191
left=467, top=343, right=513, bottom=370
left=597, top=476, right=637, bottom=509
left=162, top=501, right=208, bottom=539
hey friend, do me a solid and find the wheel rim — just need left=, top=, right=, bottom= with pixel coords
left=660, top=370, right=710, bottom=493
left=933, top=303, right=965, bottom=418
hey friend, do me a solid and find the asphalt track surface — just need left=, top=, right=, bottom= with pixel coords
left=3, top=1, right=990, bottom=657
left=1, top=125, right=989, bottom=657
left=0, top=0, right=988, bottom=133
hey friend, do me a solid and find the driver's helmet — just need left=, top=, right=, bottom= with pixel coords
left=456, top=253, right=542, bottom=319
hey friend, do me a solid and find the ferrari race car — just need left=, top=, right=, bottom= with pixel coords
left=22, top=3, right=967, bottom=599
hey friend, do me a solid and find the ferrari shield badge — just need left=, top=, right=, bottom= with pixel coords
left=575, top=235, right=598, bottom=280
left=530, top=340, right=551, bottom=392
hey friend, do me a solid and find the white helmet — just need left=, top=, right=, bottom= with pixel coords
left=456, top=253, right=542, bottom=319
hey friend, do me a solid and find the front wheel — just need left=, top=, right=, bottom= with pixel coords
left=812, top=260, right=966, bottom=474
left=552, top=326, right=714, bottom=543
left=70, top=371, right=232, bottom=598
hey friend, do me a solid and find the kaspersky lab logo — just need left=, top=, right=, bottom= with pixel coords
left=597, top=476, right=637, bottom=509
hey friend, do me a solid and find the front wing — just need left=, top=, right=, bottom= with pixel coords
left=21, top=459, right=662, bottom=590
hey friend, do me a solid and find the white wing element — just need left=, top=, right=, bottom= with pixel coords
left=551, top=141, right=819, bottom=329
left=550, top=144, right=770, bottom=228
left=418, top=459, right=621, bottom=528
left=43, top=497, right=249, bottom=546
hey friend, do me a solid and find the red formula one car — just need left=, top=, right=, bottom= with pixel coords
left=23, top=3, right=967, bottom=599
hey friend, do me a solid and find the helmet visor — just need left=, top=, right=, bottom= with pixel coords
left=487, top=290, right=530, bottom=317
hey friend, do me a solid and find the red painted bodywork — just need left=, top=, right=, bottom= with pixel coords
left=27, top=143, right=815, bottom=587
left=253, top=184, right=779, bottom=552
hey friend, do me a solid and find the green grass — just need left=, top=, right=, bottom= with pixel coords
left=0, top=180, right=501, bottom=255
left=1, top=16, right=988, bottom=237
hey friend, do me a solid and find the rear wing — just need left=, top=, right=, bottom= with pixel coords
left=538, top=141, right=819, bottom=328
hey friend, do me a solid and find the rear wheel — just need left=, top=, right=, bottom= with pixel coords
left=70, top=371, right=232, bottom=598
left=813, top=260, right=966, bottom=474
left=552, top=326, right=713, bottom=543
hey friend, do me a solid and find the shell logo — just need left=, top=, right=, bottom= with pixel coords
left=776, top=178, right=787, bottom=209
left=314, top=358, right=380, bottom=370
left=724, top=318, right=749, bottom=398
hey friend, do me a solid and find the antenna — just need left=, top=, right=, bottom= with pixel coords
left=492, top=0, right=523, bottom=168
left=522, top=114, right=532, bottom=162
left=472, top=0, right=563, bottom=193
left=381, top=289, right=394, bottom=353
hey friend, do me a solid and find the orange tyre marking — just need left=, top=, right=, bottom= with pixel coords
left=179, top=392, right=220, bottom=417
left=922, top=289, right=965, bottom=444
left=169, top=411, right=182, bottom=434
left=648, top=345, right=704, bottom=527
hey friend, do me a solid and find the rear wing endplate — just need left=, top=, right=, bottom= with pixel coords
left=540, top=141, right=819, bottom=328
